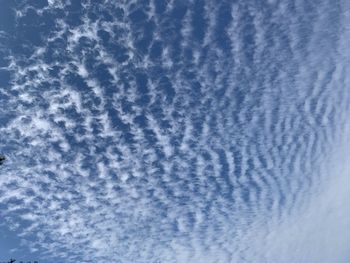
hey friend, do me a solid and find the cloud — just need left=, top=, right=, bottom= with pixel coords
left=0, top=0, right=349, bottom=262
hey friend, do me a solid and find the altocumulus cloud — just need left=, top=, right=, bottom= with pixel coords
left=0, top=0, right=350, bottom=262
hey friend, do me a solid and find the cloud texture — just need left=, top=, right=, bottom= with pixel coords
left=0, top=0, right=350, bottom=262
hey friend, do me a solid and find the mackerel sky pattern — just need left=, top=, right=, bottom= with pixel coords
left=1, top=0, right=350, bottom=262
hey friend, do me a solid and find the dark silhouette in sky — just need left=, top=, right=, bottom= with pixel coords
left=0, top=155, right=5, bottom=165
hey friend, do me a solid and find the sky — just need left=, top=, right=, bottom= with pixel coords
left=0, top=0, right=350, bottom=262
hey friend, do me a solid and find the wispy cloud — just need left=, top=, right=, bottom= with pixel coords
left=0, top=0, right=350, bottom=262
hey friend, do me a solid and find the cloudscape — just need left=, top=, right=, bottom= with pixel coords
left=0, top=0, right=350, bottom=262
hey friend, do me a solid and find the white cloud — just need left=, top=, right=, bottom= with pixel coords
left=0, top=0, right=349, bottom=262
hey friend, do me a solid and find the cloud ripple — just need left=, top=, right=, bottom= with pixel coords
left=0, top=0, right=350, bottom=262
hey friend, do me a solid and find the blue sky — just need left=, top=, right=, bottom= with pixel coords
left=1, top=0, right=350, bottom=262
